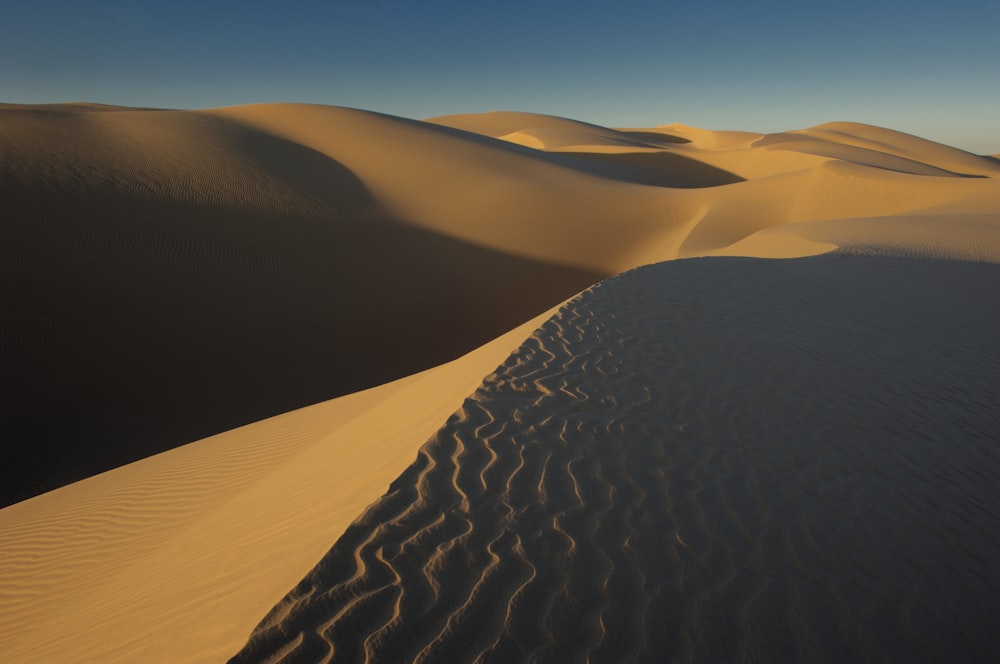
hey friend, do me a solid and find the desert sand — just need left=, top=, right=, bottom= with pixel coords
left=1, top=104, right=998, bottom=662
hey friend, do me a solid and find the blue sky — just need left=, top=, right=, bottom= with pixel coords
left=2, top=0, right=998, bottom=152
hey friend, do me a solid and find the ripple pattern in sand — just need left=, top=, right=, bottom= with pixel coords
left=232, top=255, right=1000, bottom=663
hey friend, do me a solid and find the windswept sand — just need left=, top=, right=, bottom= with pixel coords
left=0, top=304, right=563, bottom=662
left=233, top=255, right=1000, bottom=663
left=1, top=104, right=999, bottom=662
left=1, top=104, right=603, bottom=505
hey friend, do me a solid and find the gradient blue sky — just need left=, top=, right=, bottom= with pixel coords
left=3, top=0, right=998, bottom=152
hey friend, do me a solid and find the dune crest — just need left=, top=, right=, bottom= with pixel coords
left=796, top=121, right=1000, bottom=176
left=0, top=303, right=564, bottom=662
left=2, top=103, right=999, bottom=662
left=232, top=255, right=1000, bottom=662
left=1, top=103, right=604, bottom=505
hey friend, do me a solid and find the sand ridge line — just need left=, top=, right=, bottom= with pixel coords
left=5, top=105, right=1000, bottom=662
left=4, top=103, right=613, bottom=506
left=232, top=255, right=1000, bottom=663
left=0, top=301, right=568, bottom=662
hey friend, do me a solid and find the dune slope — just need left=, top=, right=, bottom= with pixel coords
left=0, top=303, right=564, bottom=663
left=1, top=104, right=609, bottom=505
left=3, top=105, right=1000, bottom=662
left=233, top=254, right=1000, bottom=663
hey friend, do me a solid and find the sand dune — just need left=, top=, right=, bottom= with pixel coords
left=2, top=104, right=999, bottom=662
left=794, top=122, right=1000, bottom=176
left=233, top=255, right=1000, bottom=663
left=0, top=304, right=563, bottom=662
left=641, top=121, right=1000, bottom=180
left=2, top=104, right=605, bottom=505
left=206, top=104, right=681, bottom=272
left=426, top=111, right=659, bottom=149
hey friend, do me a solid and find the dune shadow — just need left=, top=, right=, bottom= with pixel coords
left=1, top=180, right=603, bottom=506
left=411, top=115, right=737, bottom=188
left=618, top=130, right=691, bottom=145
left=215, top=118, right=375, bottom=209
left=231, top=254, right=1000, bottom=663
left=756, top=132, right=995, bottom=178
left=552, top=150, right=744, bottom=188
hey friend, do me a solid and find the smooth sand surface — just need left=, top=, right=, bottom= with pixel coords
left=1, top=103, right=603, bottom=505
left=2, top=104, right=999, bottom=662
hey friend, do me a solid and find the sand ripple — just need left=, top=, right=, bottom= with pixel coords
left=231, top=255, right=1000, bottom=662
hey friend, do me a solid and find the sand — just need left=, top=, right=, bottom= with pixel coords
left=233, top=255, right=1000, bottom=662
left=1, top=104, right=998, bottom=662
left=0, top=104, right=601, bottom=506
left=0, top=304, right=564, bottom=661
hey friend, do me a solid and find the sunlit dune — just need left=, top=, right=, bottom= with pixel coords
left=0, top=103, right=601, bottom=506
left=1, top=103, right=998, bottom=662
left=0, top=303, right=564, bottom=662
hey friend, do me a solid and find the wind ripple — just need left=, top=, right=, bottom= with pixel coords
left=231, top=255, right=1000, bottom=663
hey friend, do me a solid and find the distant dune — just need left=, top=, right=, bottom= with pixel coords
left=1, top=104, right=998, bottom=662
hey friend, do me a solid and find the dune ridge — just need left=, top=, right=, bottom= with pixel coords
left=2, top=103, right=999, bottom=662
left=2, top=103, right=610, bottom=505
left=232, top=255, right=1000, bottom=663
left=0, top=303, right=565, bottom=662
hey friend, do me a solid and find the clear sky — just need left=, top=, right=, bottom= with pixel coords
left=2, top=0, right=998, bottom=152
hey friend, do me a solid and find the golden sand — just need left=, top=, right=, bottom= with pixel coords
left=1, top=104, right=998, bottom=662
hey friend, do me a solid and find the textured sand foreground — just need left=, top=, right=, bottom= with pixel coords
left=233, top=255, right=1000, bottom=663
left=1, top=104, right=999, bottom=662
left=0, top=305, right=563, bottom=662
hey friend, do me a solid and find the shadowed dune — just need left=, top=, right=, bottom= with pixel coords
left=2, top=188, right=599, bottom=506
left=753, top=130, right=994, bottom=178
left=795, top=122, right=1000, bottom=177
left=0, top=105, right=605, bottom=505
left=422, top=114, right=741, bottom=188
left=551, top=151, right=744, bottom=188
left=426, top=111, right=648, bottom=147
left=660, top=121, right=1000, bottom=181
left=232, top=254, right=1000, bottom=663
left=2, top=104, right=1000, bottom=662
left=616, top=130, right=691, bottom=145
left=0, top=303, right=566, bottom=663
